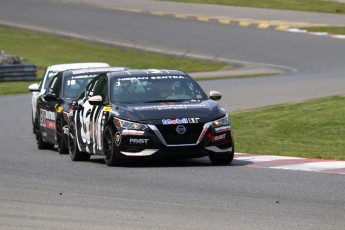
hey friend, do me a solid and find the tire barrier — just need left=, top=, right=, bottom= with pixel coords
left=0, top=64, right=37, bottom=81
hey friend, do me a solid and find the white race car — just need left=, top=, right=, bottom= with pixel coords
left=28, top=62, right=110, bottom=133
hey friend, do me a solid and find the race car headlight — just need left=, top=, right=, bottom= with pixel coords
left=114, top=118, right=148, bottom=131
left=212, top=115, right=230, bottom=127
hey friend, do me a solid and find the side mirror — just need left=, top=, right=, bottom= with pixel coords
left=89, top=95, right=103, bottom=105
left=210, top=91, right=222, bottom=101
left=43, top=93, right=58, bottom=101
left=28, top=83, right=39, bottom=92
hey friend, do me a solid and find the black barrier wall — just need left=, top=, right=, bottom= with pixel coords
left=0, top=64, right=37, bottom=81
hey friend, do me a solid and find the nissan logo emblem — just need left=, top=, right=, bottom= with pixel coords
left=176, top=125, right=186, bottom=134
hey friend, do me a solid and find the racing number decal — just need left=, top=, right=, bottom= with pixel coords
left=76, top=101, right=107, bottom=153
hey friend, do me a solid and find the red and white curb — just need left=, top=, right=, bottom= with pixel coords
left=286, top=28, right=345, bottom=40
left=235, top=153, right=345, bottom=175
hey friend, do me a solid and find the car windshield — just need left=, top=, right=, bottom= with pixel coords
left=110, top=75, right=208, bottom=104
left=63, top=74, right=96, bottom=99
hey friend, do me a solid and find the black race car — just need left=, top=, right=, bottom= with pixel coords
left=35, top=66, right=129, bottom=154
left=68, top=69, right=234, bottom=165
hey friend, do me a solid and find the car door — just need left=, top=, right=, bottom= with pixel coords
left=38, top=75, right=62, bottom=143
left=76, top=76, right=108, bottom=153
left=88, top=76, right=109, bottom=153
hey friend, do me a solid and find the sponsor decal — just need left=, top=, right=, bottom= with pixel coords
left=214, top=133, right=226, bottom=141
left=118, top=77, right=149, bottom=82
left=176, top=125, right=186, bottom=134
left=150, top=76, right=185, bottom=80
left=40, top=109, right=56, bottom=129
left=71, top=67, right=126, bottom=75
left=162, top=118, right=200, bottom=125
left=129, top=138, right=149, bottom=145
left=115, top=132, right=121, bottom=146
left=215, top=125, right=231, bottom=133
left=46, top=120, right=56, bottom=129
left=70, top=75, right=96, bottom=79
left=207, top=133, right=227, bottom=143
left=117, top=76, right=185, bottom=82
left=162, top=118, right=188, bottom=125
left=135, top=104, right=207, bottom=111
left=122, top=130, right=145, bottom=136
left=40, top=109, right=56, bottom=120
left=188, top=118, right=200, bottom=124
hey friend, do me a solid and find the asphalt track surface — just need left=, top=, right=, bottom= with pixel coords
left=1, top=94, right=345, bottom=230
left=1, top=0, right=345, bottom=229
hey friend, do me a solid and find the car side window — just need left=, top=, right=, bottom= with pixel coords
left=86, top=78, right=99, bottom=98
left=48, top=76, right=57, bottom=93
left=51, top=77, right=62, bottom=97
left=92, top=77, right=108, bottom=101
left=44, top=71, right=59, bottom=89
left=48, top=74, right=62, bottom=97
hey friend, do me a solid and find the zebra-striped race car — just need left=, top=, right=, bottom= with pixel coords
left=68, top=69, right=234, bottom=166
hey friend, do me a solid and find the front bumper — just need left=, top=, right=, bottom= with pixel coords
left=115, top=122, right=233, bottom=157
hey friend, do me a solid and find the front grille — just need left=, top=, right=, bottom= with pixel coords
left=156, top=123, right=204, bottom=145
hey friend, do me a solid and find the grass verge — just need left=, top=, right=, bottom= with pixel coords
left=0, top=27, right=228, bottom=75
left=0, top=26, right=226, bottom=78
left=162, top=0, right=345, bottom=14
left=0, top=26, right=277, bottom=95
left=301, top=26, right=345, bottom=35
left=0, top=80, right=39, bottom=95
left=231, top=95, right=345, bottom=160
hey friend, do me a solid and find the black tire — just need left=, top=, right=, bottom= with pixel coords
left=35, top=125, right=54, bottom=150
left=68, top=121, right=90, bottom=161
left=209, top=147, right=234, bottom=165
left=32, top=111, right=35, bottom=134
left=56, top=119, right=68, bottom=154
left=103, top=126, right=122, bottom=166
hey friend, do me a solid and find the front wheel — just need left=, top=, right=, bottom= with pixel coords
left=209, top=147, right=234, bottom=165
left=103, top=126, right=122, bottom=166
left=68, top=121, right=90, bottom=161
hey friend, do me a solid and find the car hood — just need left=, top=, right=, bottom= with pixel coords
left=112, top=100, right=227, bottom=124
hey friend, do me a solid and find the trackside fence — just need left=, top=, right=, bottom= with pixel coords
left=0, top=64, right=37, bottom=81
